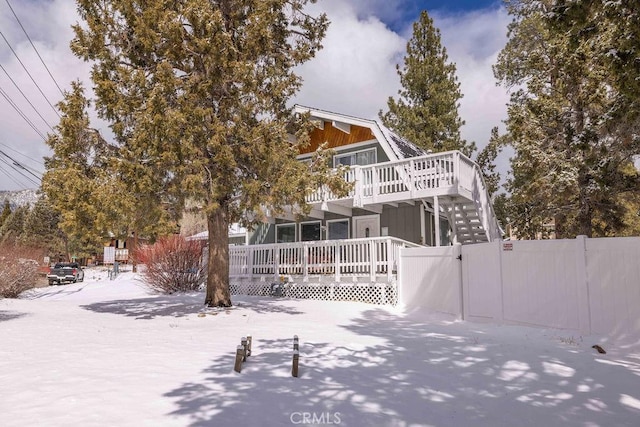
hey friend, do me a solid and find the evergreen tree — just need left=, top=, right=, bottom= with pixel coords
left=70, top=0, right=345, bottom=307
left=0, top=204, right=28, bottom=243
left=0, top=199, right=11, bottom=229
left=21, top=197, right=65, bottom=256
left=380, top=10, right=473, bottom=155
left=43, top=82, right=122, bottom=258
left=476, top=127, right=505, bottom=197
left=494, top=0, right=640, bottom=238
left=43, top=82, right=176, bottom=261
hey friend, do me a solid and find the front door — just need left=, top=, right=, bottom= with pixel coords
left=354, top=216, right=380, bottom=239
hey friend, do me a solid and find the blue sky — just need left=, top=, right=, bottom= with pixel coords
left=0, top=0, right=511, bottom=191
left=370, top=0, right=504, bottom=33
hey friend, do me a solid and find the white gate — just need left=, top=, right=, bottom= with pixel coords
left=397, top=244, right=462, bottom=316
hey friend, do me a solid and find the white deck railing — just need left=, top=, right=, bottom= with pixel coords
left=305, top=151, right=502, bottom=242
left=229, top=237, right=420, bottom=282
left=307, top=151, right=462, bottom=206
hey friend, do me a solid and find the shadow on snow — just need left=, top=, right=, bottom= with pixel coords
left=162, top=308, right=640, bottom=427
left=80, top=294, right=305, bottom=320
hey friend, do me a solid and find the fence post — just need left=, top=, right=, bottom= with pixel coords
left=369, top=240, right=377, bottom=282
left=274, top=247, right=280, bottom=281
left=334, top=241, right=341, bottom=282
left=247, top=336, right=252, bottom=357
left=372, top=166, right=378, bottom=203
left=234, top=345, right=244, bottom=373
left=409, top=159, right=415, bottom=199
left=386, top=238, right=393, bottom=282
left=575, top=235, right=591, bottom=335
left=353, top=166, right=362, bottom=206
left=248, top=247, right=254, bottom=279
left=303, top=243, right=309, bottom=280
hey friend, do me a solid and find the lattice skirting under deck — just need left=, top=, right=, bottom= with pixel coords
left=230, top=278, right=397, bottom=306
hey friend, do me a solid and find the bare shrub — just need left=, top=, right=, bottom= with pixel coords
left=0, top=244, right=41, bottom=298
left=135, top=235, right=206, bottom=294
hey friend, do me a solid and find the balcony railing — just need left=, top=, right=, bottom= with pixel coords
left=307, top=151, right=470, bottom=206
left=229, top=237, right=420, bottom=282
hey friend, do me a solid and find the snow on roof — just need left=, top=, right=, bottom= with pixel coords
left=376, top=123, right=427, bottom=159
left=187, top=223, right=247, bottom=241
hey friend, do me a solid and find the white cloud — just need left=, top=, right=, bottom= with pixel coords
left=294, top=1, right=405, bottom=120
left=0, top=0, right=90, bottom=189
left=0, top=1, right=512, bottom=190
left=433, top=8, right=511, bottom=146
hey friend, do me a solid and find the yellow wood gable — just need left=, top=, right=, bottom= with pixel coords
left=298, top=120, right=375, bottom=155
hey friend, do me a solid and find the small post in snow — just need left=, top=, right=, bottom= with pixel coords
left=246, top=336, right=252, bottom=357
left=241, top=337, right=248, bottom=362
left=234, top=345, right=244, bottom=373
left=292, top=335, right=299, bottom=377
left=292, top=350, right=299, bottom=378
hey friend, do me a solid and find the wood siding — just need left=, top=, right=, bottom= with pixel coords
left=299, top=121, right=375, bottom=155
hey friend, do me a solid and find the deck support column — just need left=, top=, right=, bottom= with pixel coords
left=434, top=196, right=441, bottom=247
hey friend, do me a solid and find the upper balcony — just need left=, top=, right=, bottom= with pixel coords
left=305, top=150, right=502, bottom=244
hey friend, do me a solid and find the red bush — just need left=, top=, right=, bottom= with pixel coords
left=135, top=235, right=206, bottom=294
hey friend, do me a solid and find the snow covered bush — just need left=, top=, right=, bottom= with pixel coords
left=0, top=244, right=39, bottom=298
left=134, top=235, right=206, bottom=294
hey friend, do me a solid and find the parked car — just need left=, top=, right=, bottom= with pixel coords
left=47, top=262, right=85, bottom=286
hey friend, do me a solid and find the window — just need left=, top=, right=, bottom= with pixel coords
left=300, top=221, right=321, bottom=241
left=327, top=219, right=349, bottom=240
left=276, top=224, right=296, bottom=243
left=333, top=148, right=377, bottom=167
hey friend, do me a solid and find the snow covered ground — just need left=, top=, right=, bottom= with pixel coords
left=1, top=268, right=639, bottom=427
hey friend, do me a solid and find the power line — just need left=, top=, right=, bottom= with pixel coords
left=4, top=0, right=65, bottom=97
left=0, top=154, right=39, bottom=187
left=0, top=84, right=48, bottom=141
left=0, top=150, right=42, bottom=180
left=0, top=161, right=29, bottom=189
left=0, top=28, right=61, bottom=118
left=0, top=141, right=45, bottom=169
left=0, top=62, right=56, bottom=132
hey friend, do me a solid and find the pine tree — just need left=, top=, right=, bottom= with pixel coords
left=71, top=0, right=345, bottom=307
left=494, top=0, right=640, bottom=238
left=0, top=204, right=28, bottom=243
left=0, top=199, right=11, bottom=229
left=380, top=10, right=473, bottom=155
left=476, top=127, right=505, bottom=197
left=21, top=197, right=65, bottom=256
left=43, top=82, right=122, bottom=258
left=43, top=82, right=176, bottom=261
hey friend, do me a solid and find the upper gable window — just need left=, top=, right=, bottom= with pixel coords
left=333, top=148, right=377, bottom=167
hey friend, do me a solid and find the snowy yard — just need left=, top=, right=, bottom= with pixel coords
left=1, top=268, right=639, bottom=427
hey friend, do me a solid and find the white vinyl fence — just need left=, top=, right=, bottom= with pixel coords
left=399, top=236, right=640, bottom=340
left=397, top=245, right=462, bottom=316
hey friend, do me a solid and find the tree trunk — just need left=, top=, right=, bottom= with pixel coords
left=131, top=231, right=138, bottom=273
left=577, top=173, right=593, bottom=238
left=205, top=207, right=232, bottom=307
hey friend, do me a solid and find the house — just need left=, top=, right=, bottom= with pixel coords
left=239, top=105, right=501, bottom=247
left=225, top=106, right=502, bottom=305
